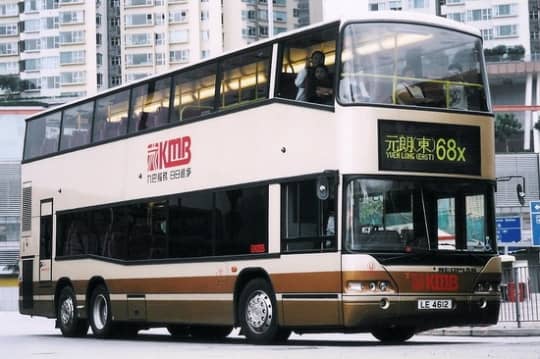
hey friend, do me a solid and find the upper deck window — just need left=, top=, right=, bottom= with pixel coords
left=24, top=112, right=61, bottom=160
left=172, top=62, right=217, bottom=123
left=129, top=76, right=172, bottom=133
left=60, top=101, right=93, bottom=151
left=219, top=46, right=272, bottom=109
left=276, top=26, right=337, bottom=106
left=339, top=22, right=489, bottom=112
left=93, top=90, right=129, bottom=143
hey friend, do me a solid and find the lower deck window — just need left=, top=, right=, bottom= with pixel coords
left=56, top=185, right=268, bottom=260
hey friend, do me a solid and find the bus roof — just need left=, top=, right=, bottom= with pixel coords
left=26, top=12, right=480, bottom=122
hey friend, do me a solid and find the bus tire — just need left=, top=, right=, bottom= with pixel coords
left=371, top=327, right=415, bottom=343
left=167, top=324, right=190, bottom=338
left=190, top=325, right=233, bottom=339
left=57, top=286, right=88, bottom=337
left=238, top=278, right=279, bottom=344
left=89, top=284, right=115, bottom=338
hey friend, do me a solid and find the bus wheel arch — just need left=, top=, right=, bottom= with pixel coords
left=55, top=278, right=88, bottom=337
left=235, top=271, right=283, bottom=344
left=233, top=268, right=273, bottom=326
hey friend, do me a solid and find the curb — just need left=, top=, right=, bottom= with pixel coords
left=422, top=328, right=540, bottom=337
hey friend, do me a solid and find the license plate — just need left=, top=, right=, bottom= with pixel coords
left=417, top=299, right=452, bottom=310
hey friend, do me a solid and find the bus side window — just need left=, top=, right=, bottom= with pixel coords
left=276, top=25, right=337, bottom=106
left=129, top=76, right=172, bottom=133
left=281, top=178, right=336, bottom=253
left=93, top=89, right=129, bottom=143
left=218, top=46, right=272, bottom=109
left=172, top=62, right=217, bottom=123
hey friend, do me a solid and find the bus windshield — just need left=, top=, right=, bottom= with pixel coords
left=339, top=22, right=489, bottom=112
left=345, top=178, right=496, bottom=253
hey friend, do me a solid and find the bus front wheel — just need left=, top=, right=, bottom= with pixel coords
left=238, top=278, right=279, bottom=344
left=371, top=326, right=415, bottom=343
left=57, top=286, right=88, bottom=337
left=89, top=284, right=114, bottom=338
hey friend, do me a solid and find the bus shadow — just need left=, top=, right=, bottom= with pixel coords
left=32, top=332, right=474, bottom=347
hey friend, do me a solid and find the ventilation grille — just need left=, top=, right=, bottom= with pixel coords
left=22, top=186, right=32, bottom=232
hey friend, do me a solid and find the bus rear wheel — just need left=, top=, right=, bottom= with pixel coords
left=89, top=284, right=115, bottom=338
left=371, top=326, right=415, bottom=343
left=57, top=286, right=88, bottom=337
left=238, top=278, right=279, bottom=344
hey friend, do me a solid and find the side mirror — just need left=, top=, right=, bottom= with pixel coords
left=516, top=183, right=526, bottom=206
left=316, top=175, right=329, bottom=200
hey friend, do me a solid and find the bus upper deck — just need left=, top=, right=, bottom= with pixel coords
left=23, top=12, right=490, bottom=164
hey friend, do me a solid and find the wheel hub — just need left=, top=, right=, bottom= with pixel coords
left=92, top=294, right=108, bottom=330
left=60, top=297, right=74, bottom=326
left=246, top=290, right=272, bottom=334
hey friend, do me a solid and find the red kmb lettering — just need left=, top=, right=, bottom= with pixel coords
left=410, top=273, right=459, bottom=292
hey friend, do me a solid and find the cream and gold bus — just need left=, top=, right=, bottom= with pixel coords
left=19, top=12, right=501, bottom=343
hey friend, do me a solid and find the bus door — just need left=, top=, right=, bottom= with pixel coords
left=39, top=199, right=53, bottom=282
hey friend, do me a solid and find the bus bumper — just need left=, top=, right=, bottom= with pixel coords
left=342, top=294, right=500, bottom=331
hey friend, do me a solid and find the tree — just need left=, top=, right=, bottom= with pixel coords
left=0, top=75, right=31, bottom=99
left=495, top=113, right=521, bottom=152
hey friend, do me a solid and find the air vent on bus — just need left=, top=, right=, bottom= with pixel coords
left=22, top=186, right=32, bottom=232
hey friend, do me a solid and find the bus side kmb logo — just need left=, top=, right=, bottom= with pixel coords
left=146, top=136, right=192, bottom=184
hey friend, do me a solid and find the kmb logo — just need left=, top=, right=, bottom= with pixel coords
left=410, top=273, right=459, bottom=292
left=147, top=136, right=191, bottom=171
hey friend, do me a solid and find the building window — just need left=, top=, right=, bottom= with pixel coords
left=0, top=61, right=18, bottom=74
left=111, top=76, right=121, bottom=86
left=200, top=30, right=210, bottom=41
left=169, top=29, right=189, bottom=43
left=0, top=42, right=18, bottom=55
left=59, top=11, right=85, bottom=24
left=25, top=19, right=40, bottom=32
left=24, top=0, right=39, bottom=12
left=200, top=10, right=209, bottom=21
left=494, top=4, right=516, bottom=17
left=274, top=11, right=286, bottom=22
left=155, top=52, right=165, bottom=65
left=170, top=49, right=189, bottom=63
left=201, top=49, right=210, bottom=59
left=409, top=0, right=426, bottom=9
left=0, top=3, right=19, bottom=16
left=125, top=33, right=151, bottom=46
left=60, top=51, right=86, bottom=65
left=23, top=39, right=40, bottom=52
left=96, top=33, right=102, bottom=45
left=169, top=10, right=188, bottom=23
left=467, top=8, right=492, bottom=22
left=126, top=53, right=153, bottom=66
left=97, top=53, right=103, bottom=65
left=111, top=37, right=120, bottom=46
left=60, top=31, right=85, bottom=44
left=481, top=28, right=493, bottom=41
left=447, top=12, right=465, bottom=22
left=41, top=16, right=59, bottom=30
left=24, top=58, right=41, bottom=72
left=60, top=71, right=86, bottom=85
left=155, top=32, right=164, bottom=45
left=495, top=24, right=518, bottom=38
left=125, top=13, right=153, bottom=26
left=111, top=56, right=120, bottom=65
left=110, top=17, right=120, bottom=27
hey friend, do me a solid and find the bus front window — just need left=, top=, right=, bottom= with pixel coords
left=345, top=178, right=495, bottom=253
left=339, top=22, right=489, bottom=112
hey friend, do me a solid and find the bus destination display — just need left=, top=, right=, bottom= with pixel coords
left=378, top=120, right=481, bottom=175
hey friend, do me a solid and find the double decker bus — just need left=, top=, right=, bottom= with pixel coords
left=19, top=12, right=501, bottom=343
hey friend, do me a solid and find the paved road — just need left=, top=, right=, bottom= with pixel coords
left=1, top=312, right=539, bottom=359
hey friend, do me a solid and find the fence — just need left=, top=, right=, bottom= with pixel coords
left=499, top=264, right=540, bottom=326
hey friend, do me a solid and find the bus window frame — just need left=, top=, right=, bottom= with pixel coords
left=274, top=22, right=339, bottom=108
left=335, top=20, right=493, bottom=115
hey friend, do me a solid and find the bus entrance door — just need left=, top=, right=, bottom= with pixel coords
left=39, top=199, right=53, bottom=282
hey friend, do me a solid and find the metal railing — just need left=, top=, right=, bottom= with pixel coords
left=499, top=264, right=540, bottom=326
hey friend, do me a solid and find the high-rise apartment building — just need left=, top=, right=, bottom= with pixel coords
left=0, top=0, right=322, bottom=100
left=15, top=0, right=108, bottom=100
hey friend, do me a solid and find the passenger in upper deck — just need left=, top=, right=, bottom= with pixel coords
left=295, top=50, right=328, bottom=102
